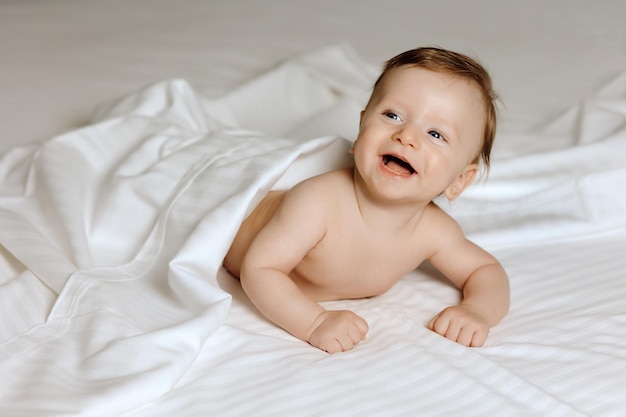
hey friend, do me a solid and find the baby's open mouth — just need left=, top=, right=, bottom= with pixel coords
left=382, top=154, right=415, bottom=175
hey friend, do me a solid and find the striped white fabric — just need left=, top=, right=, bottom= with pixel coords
left=1, top=45, right=625, bottom=417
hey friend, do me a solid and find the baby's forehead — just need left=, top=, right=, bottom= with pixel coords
left=371, top=66, right=485, bottom=111
left=380, top=65, right=478, bottom=91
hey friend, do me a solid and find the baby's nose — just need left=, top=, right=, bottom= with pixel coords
left=393, top=128, right=419, bottom=148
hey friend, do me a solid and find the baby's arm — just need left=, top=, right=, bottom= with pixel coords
left=426, top=213, right=510, bottom=347
left=240, top=181, right=368, bottom=354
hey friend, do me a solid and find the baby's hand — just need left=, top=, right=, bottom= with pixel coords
left=427, top=305, right=489, bottom=347
left=307, top=310, right=369, bottom=354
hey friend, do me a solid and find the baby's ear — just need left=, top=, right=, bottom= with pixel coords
left=443, top=164, right=478, bottom=200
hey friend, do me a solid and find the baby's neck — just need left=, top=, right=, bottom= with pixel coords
left=352, top=177, right=428, bottom=235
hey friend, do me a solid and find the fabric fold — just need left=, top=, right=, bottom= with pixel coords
left=0, top=64, right=359, bottom=415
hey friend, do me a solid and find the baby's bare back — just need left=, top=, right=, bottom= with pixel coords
left=225, top=171, right=433, bottom=301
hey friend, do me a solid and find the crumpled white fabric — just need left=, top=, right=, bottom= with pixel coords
left=0, top=46, right=362, bottom=417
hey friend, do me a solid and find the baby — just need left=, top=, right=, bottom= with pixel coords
left=224, top=46, right=510, bottom=354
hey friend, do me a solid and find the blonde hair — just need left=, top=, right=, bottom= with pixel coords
left=369, top=47, right=498, bottom=169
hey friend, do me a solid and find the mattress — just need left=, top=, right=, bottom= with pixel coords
left=1, top=2, right=625, bottom=416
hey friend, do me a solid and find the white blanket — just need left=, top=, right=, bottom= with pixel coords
left=1, top=45, right=625, bottom=417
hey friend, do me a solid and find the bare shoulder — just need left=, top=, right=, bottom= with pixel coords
left=423, top=201, right=501, bottom=290
left=238, top=168, right=351, bottom=273
left=422, top=201, right=463, bottom=231
left=289, top=167, right=352, bottom=191
left=420, top=201, right=467, bottom=252
left=272, top=167, right=354, bottom=242
left=225, top=169, right=349, bottom=276
left=282, top=168, right=352, bottom=209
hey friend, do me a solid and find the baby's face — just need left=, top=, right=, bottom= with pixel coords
left=352, top=66, right=485, bottom=203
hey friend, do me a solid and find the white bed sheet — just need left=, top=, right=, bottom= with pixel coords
left=1, top=2, right=626, bottom=417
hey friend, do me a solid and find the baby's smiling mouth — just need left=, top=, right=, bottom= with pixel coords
left=382, top=154, right=416, bottom=175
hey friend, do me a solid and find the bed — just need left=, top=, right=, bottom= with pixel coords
left=1, top=1, right=625, bottom=416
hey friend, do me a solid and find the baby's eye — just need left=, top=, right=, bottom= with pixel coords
left=384, top=112, right=400, bottom=121
left=428, top=130, right=444, bottom=140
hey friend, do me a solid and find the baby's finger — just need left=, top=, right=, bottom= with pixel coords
left=348, top=326, right=366, bottom=345
left=443, top=321, right=462, bottom=342
left=429, top=315, right=450, bottom=336
left=470, top=328, right=488, bottom=347
left=427, top=313, right=444, bottom=331
left=356, top=316, right=369, bottom=336
left=336, top=335, right=356, bottom=352
left=321, top=339, right=343, bottom=354
left=456, top=326, right=476, bottom=347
